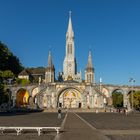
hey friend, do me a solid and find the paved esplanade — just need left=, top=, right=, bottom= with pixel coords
left=55, top=112, right=110, bottom=140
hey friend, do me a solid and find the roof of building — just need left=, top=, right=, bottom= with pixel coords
left=18, top=69, right=31, bottom=76
left=19, top=67, right=45, bottom=76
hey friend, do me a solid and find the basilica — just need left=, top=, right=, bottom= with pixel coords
left=16, top=12, right=112, bottom=109
left=34, top=12, right=111, bottom=109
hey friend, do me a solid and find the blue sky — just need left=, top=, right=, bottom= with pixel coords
left=0, top=0, right=140, bottom=85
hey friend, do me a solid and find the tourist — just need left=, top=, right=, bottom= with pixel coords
left=58, top=107, right=62, bottom=119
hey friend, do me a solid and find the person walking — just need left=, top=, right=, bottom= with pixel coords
left=58, top=107, right=62, bottom=119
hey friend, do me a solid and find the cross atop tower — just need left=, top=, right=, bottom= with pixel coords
left=69, top=11, right=72, bottom=17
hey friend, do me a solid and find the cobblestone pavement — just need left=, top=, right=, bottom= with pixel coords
left=1, top=111, right=140, bottom=140
left=0, top=112, right=66, bottom=140
left=77, top=112, right=140, bottom=140
left=55, top=112, right=110, bottom=140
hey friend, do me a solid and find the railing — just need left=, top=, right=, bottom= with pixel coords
left=0, top=126, right=60, bottom=136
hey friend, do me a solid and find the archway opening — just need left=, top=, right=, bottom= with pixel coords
left=128, top=90, right=140, bottom=110
left=112, top=89, right=123, bottom=108
left=58, top=88, right=82, bottom=109
left=16, top=89, right=29, bottom=107
left=28, top=96, right=34, bottom=108
left=32, top=87, right=39, bottom=98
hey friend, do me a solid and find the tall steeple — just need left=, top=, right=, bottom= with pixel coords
left=63, top=11, right=75, bottom=80
left=85, top=51, right=94, bottom=83
left=66, top=11, right=74, bottom=40
left=63, top=12, right=81, bottom=82
left=45, top=51, right=55, bottom=83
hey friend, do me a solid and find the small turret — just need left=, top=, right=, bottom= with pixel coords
left=85, top=51, right=94, bottom=83
left=45, top=51, right=55, bottom=83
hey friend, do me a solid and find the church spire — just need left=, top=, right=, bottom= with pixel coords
left=63, top=11, right=81, bottom=82
left=45, top=51, right=55, bottom=83
left=85, top=51, right=94, bottom=83
left=48, top=51, right=53, bottom=67
left=86, top=51, right=93, bottom=69
left=66, top=11, right=74, bottom=38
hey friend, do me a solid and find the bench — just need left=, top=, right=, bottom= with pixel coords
left=0, top=126, right=60, bottom=136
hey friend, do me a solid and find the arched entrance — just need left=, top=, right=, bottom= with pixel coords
left=32, top=87, right=39, bottom=98
left=58, top=88, right=82, bottom=108
left=127, top=90, right=136, bottom=109
left=16, top=89, right=29, bottom=107
left=28, top=96, right=34, bottom=108
left=112, top=89, right=124, bottom=108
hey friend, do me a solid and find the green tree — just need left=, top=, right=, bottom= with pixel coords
left=112, top=91, right=123, bottom=108
left=0, top=41, right=24, bottom=104
left=0, top=78, right=8, bottom=105
left=0, top=84, right=4, bottom=105
left=16, top=78, right=30, bottom=86
left=2, top=70, right=15, bottom=80
left=0, top=41, right=24, bottom=76
left=0, top=71, right=3, bottom=83
left=129, top=91, right=140, bottom=109
left=0, top=71, right=4, bottom=104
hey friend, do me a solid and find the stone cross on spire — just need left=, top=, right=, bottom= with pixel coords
left=69, top=11, right=72, bottom=17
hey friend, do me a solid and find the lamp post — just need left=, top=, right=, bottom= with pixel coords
left=129, top=78, right=135, bottom=110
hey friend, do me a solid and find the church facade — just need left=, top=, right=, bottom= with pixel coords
left=14, top=12, right=114, bottom=109
left=34, top=13, right=111, bottom=109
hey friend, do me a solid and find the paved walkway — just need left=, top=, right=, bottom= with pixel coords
left=54, top=112, right=110, bottom=140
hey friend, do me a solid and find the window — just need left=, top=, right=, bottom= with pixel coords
left=68, top=44, right=72, bottom=54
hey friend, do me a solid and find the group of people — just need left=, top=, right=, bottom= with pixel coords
left=117, top=108, right=129, bottom=115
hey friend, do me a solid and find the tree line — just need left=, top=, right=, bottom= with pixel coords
left=112, top=90, right=140, bottom=110
left=0, top=41, right=24, bottom=105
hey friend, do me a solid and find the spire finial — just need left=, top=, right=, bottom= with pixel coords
left=89, top=49, right=91, bottom=57
left=89, top=45, right=92, bottom=54
left=69, top=11, right=72, bottom=17
left=89, top=44, right=91, bottom=51
left=49, top=50, right=51, bottom=56
left=49, top=45, right=52, bottom=53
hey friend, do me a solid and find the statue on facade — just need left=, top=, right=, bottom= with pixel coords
left=39, top=76, right=41, bottom=85
left=51, top=93, right=55, bottom=108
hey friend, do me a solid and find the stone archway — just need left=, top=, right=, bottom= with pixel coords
left=127, top=89, right=136, bottom=109
left=28, top=96, right=34, bottom=108
left=102, top=88, right=110, bottom=97
left=31, top=87, right=39, bottom=98
left=16, top=89, right=29, bottom=107
left=57, top=87, right=82, bottom=109
left=111, top=89, right=124, bottom=108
